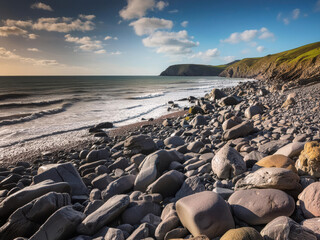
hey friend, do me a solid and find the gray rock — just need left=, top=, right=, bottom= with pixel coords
left=121, top=201, right=161, bottom=225
left=301, top=218, right=320, bottom=240
left=219, top=95, right=241, bottom=106
left=223, top=121, right=254, bottom=140
left=164, top=136, right=185, bottom=148
left=134, top=150, right=183, bottom=192
left=131, top=154, right=146, bottom=167
left=101, top=175, right=136, bottom=201
left=104, top=227, right=125, bottom=240
left=108, top=157, right=129, bottom=171
left=274, top=142, right=305, bottom=158
left=222, top=119, right=239, bottom=131
left=0, top=180, right=70, bottom=219
left=0, top=192, right=70, bottom=240
left=77, top=194, right=130, bottom=235
left=86, top=148, right=110, bottom=162
left=261, top=216, right=316, bottom=240
left=210, top=88, right=226, bottom=101
left=83, top=200, right=104, bottom=215
left=34, top=163, right=88, bottom=196
left=190, top=115, right=207, bottom=127
left=187, top=141, right=205, bottom=153
left=29, top=206, right=85, bottom=240
left=244, top=105, right=263, bottom=119
left=155, top=215, right=180, bottom=240
left=91, top=173, right=113, bottom=191
left=211, top=145, right=246, bottom=179
left=124, top=135, right=157, bottom=156
left=258, top=140, right=290, bottom=154
left=174, top=176, right=205, bottom=200
left=164, top=227, right=189, bottom=240
left=146, top=170, right=185, bottom=198
left=126, top=223, right=155, bottom=240
left=212, top=187, right=234, bottom=200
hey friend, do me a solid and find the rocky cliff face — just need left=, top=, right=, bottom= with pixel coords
left=220, top=42, right=320, bottom=85
left=160, top=64, right=226, bottom=76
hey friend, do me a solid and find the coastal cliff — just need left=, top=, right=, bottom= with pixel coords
left=161, top=42, right=320, bottom=84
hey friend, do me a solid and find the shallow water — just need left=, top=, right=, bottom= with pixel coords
left=0, top=76, right=250, bottom=148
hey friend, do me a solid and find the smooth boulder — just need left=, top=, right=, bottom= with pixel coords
left=220, top=227, right=263, bottom=240
left=101, top=175, right=136, bottom=201
left=176, top=191, right=235, bottom=239
left=253, top=154, right=297, bottom=172
left=124, top=135, right=157, bottom=156
left=223, top=121, right=254, bottom=140
left=298, top=182, right=320, bottom=219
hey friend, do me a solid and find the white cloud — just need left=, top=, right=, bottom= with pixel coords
left=31, top=2, right=53, bottom=11
left=283, top=18, right=290, bottom=25
left=142, top=30, right=199, bottom=55
left=119, top=0, right=155, bottom=20
left=0, top=47, right=59, bottom=66
left=316, top=0, right=320, bottom=12
left=104, top=36, right=112, bottom=40
left=129, top=17, right=173, bottom=36
left=114, top=37, right=118, bottom=40
left=33, top=17, right=95, bottom=32
left=169, top=9, right=178, bottom=13
left=65, top=34, right=104, bottom=52
left=257, top=46, right=265, bottom=52
left=4, top=19, right=33, bottom=28
left=94, top=49, right=106, bottom=54
left=28, top=33, right=38, bottom=39
left=223, top=56, right=236, bottom=62
left=181, top=21, right=188, bottom=28
left=190, top=48, right=220, bottom=60
left=292, top=8, right=300, bottom=19
left=79, top=14, right=96, bottom=21
left=222, top=27, right=275, bottom=44
left=111, top=51, right=122, bottom=55
left=259, top=27, right=275, bottom=40
left=0, top=26, right=28, bottom=37
left=156, top=1, right=168, bottom=10
left=27, top=48, right=39, bottom=52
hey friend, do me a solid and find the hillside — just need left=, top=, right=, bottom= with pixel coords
left=160, top=64, right=229, bottom=76
left=220, top=41, right=320, bottom=83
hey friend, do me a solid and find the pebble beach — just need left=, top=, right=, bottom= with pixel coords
left=1, top=79, right=320, bottom=240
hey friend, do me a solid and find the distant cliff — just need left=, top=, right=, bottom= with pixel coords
left=160, top=64, right=228, bottom=76
left=220, top=42, right=320, bottom=83
left=160, top=42, right=320, bottom=84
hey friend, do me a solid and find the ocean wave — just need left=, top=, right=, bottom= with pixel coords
left=0, top=99, right=65, bottom=109
left=123, top=104, right=143, bottom=110
left=182, top=86, right=213, bottom=91
left=0, top=103, right=73, bottom=127
left=0, top=93, right=30, bottom=101
left=128, top=92, right=166, bottom=100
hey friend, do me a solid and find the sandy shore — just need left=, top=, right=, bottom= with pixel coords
left=0, top=110, right=187, bottom=167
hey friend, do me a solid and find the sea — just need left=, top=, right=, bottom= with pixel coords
left=0, top=76, right=249, bottom=152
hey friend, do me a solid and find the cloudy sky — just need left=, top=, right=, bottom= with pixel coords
left=0, top=0, right=320, bottom=75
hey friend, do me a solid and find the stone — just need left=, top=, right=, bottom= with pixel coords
left=282, top=94, right=296, bottom=108
left=190, top=115, right=207, bottom=127
left=86, top=148, right=110, bottom=162
left=235, top=167, right=301, bottom=191
left=141, top=213, right=161, bottom=226
left=222, top=119, right=239, bottom=131
left=274, top=142, right=305, bottom=158
left=223, top=121, right=254, bottom=140
left=101, top=175, right=136, bottom=201
left=187, top=141, right=205, bottom=153
left=109, top=157, right=129, bottom=171
left=131, top=154, right=146, bottom=167
left=0, top=192, right=70, bottom=240
left=174, top=176, right=205, bottom=200
left=253, top=154, right=296, bottom=172
left=296, top=141, right=320, bottom=177
left=124, top=135, right=157, bottom=156
left=301, top=218, right=320, bottom=239
left=34, top=163, right=88, bottom=196
left=155, top=215, right=180, bottom=240
left=104, top=227, right=125, bottom=240
left=164, top=136, right=185, bottom=148
left=0, top=180, right=70, bottom=219
left=77, top=195, right=130, bottom=235
left=220, top=227, right=263, bottom=240
left=164, top=227, right=189, bottom=240
left=298, top=182, right=320, bottom=219
left=95, top=122, right=113, bottom=129
left=219, top=95, right=241, bottom=106
left=29, top=206, right=85, bottom=240
left=134, top=150, right=183, bottom=192
left=212, top=187, right=234, bottom=200
left=146, top=170, right=185, bottom=198
left=243, top=151, right=266, bottom=168
left=121, top=201, right=161, bottom=225
left=211, top=145, right=246, bottom=179
left=228, top=189, right=295, bottom=225
left=244, top=105, right=263, bottom=119
left=91, top=173, right=113, bottom=191
left=210, top=88, right=226, bottom=101
left=176, top=191, right=234, bottom=239
left=258, top=140, right=290, bottom=154
left=261, top=216, right=316, bottom=240
left=126, top=223, right=155, bottom=240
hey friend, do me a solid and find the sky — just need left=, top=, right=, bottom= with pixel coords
left=0, top=0, right=319, bottom=75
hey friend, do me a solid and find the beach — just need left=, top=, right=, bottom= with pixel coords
left=1, top=78, right=320, bottom=239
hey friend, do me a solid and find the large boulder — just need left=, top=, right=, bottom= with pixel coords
left=34, top=163, right=88, bottom=196
left=223, top=121, right=254, bottom=140
left=258, top=140, right=290, bottom=155
left=124, top=135, right=157, bottom=156
left=146, top=170, right=185, bottom=198
left=261, top=216, right=316, bottom=240
left=164, top=136, right=185, bottom=148
left=174, top=176, right=205, bottom=200
left=210, top=88, right=226, bottom=101
left=253, top=154, right=297, bottom=172
left=228, top=189, right=295, bottom=225
left=219, top=95, right=241, bottom=106
left=235, top=167, right=301, bottom=191
left=77, top=194, right=130, bottom=235
left=0, top=192, right=70, bottom=240
left=190, top=115, right=207, bottom=127
left=134, top=150, right=183, bottom=192
left=29, top=206, right=85, bottom=240
left=296, top=141, right=320, bottom=177
left=301, top=218, right=320, bottom=239
left=298, top=182, right=320, bottom=219
left=176, top=191, right=235, bottom=239
left=101, top=175, right=136, bottom=201
left=0, top=180, right=70, bottom=219
left=274, top=142, right=305, bottom=158
left=86, top=148, right=110, bottom=162
left=211, top=145, right=246, bottom=179
left=220, top=227, right=263, bottom=240
left=244, top=105, right=263, bottom=119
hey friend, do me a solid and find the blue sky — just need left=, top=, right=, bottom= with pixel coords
left=0, top=0, right=319, bottom=75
